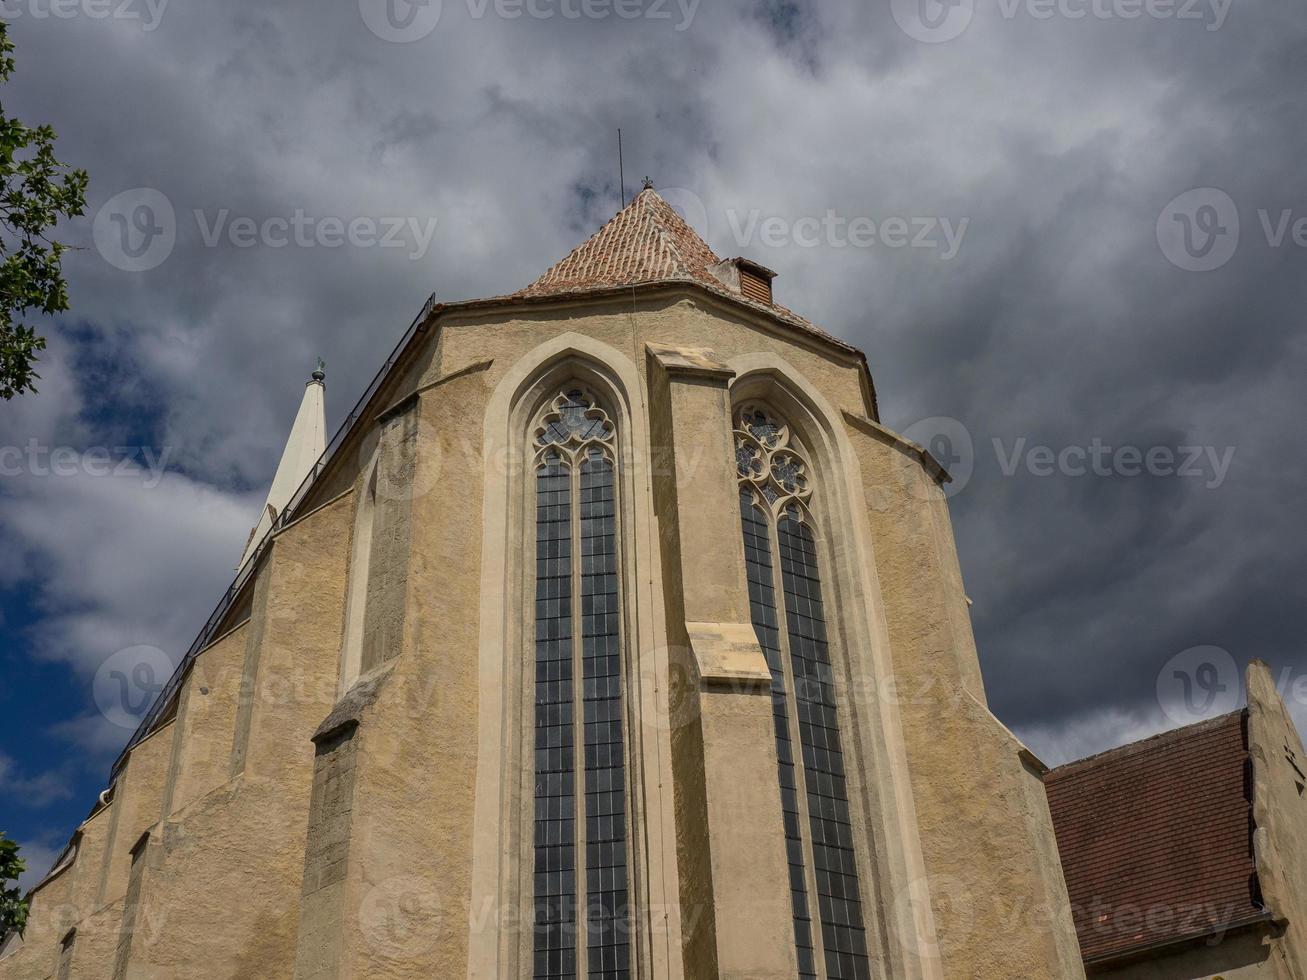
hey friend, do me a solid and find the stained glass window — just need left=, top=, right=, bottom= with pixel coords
left=532, top=390, right=630, bottom=980
left=734, top=406, right=872, bottom=980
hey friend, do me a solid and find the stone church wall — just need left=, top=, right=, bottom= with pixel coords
left=1, top=287, right=1090, bottom=979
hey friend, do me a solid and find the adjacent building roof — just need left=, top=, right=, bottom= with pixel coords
left=1046, top=711, right=1265, bottom=964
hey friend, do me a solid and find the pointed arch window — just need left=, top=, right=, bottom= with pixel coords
left=531, top=389, right=630, bottom=980
left=734, top=405, right=872, bottom=980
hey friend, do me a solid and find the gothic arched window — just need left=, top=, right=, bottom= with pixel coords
left=531, top=388, right=630, bottom=980
left=734, top=405, right=872, bottom=980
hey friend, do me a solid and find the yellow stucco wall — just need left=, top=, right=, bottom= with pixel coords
left=0, top=288, right=1089, bottom=979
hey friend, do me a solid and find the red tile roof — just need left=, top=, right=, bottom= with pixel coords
left=1046, top=712, right=1264, bottom=964
left=518, top=187, right=723, bottom=297
left=510, top=188, right=854, bottom=354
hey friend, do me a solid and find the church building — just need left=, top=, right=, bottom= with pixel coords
left=3, top=187, right=1306, bottom=979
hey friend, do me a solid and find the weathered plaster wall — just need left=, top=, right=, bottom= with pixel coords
left=293, top=724, right=360, bottom=980
left=2, top=287, right=1094, bottom=980
left=646, top=357, right=719, bottom=979
left=292, top=364, right=491, bottom=980
left=1, top=492, right=355, bottom=980
left=647, top=348, right=797, bottom=978
left=360, top=406, right=419, bottom=676
left=159, top=622, right=248, bottom=816
left=848, top=414, right=1087, bottom=979
left=0, top=850, right=74, bottom=980
left=1248, top=660, right=1307, bottom=980
left=429, top=293, right=870, bottom=426
left=95, top=722, right=173, bottom=914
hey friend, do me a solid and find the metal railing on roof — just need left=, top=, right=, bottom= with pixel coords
left=108, top=292, right=438, bottom=782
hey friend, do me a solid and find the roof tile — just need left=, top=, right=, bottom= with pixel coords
left=1046, top=712, right=1262, bottom=964
left=511, top=187, right=852, bottom=353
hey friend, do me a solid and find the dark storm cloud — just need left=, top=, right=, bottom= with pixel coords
left=0, top=0, right=1303, bottom=780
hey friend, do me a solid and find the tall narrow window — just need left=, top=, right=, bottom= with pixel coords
left=735, top=406, right=871, bottom=980
left=532, top=389, right=630, bottom=980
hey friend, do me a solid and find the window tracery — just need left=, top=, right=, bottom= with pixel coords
left=733, top=403, right=871, bottom=980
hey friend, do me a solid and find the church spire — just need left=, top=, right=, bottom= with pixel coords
left=237, top=362, right=327, bottom=571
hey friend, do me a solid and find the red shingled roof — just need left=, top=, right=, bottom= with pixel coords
left=518, top=187, right=723, bottom=297
left=510, top=187, right=853, bottom=354
left=1046, top=712, right=1264, bottom=964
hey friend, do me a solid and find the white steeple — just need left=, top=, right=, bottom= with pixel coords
left=237, top=361, right=327, bottom=571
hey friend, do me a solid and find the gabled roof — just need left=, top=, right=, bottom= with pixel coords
left=1046, top=712, right=1265, bottom=964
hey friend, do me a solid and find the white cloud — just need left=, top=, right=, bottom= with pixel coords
left=0, top=432, right=259, bottom=758
left=0, top=755, right=75, bottom=810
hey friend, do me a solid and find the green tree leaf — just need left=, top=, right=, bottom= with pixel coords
left=0, top=832, right=28, bottom=939
left=0, top=20, right=88, bottom=400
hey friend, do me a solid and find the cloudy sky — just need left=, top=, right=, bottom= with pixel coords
left=1, top=0, right=1304, bottom=886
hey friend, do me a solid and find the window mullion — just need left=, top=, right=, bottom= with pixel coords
left=569, top=453, right=588, bottom=977
left=768, top=512, right=830, bottom=980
